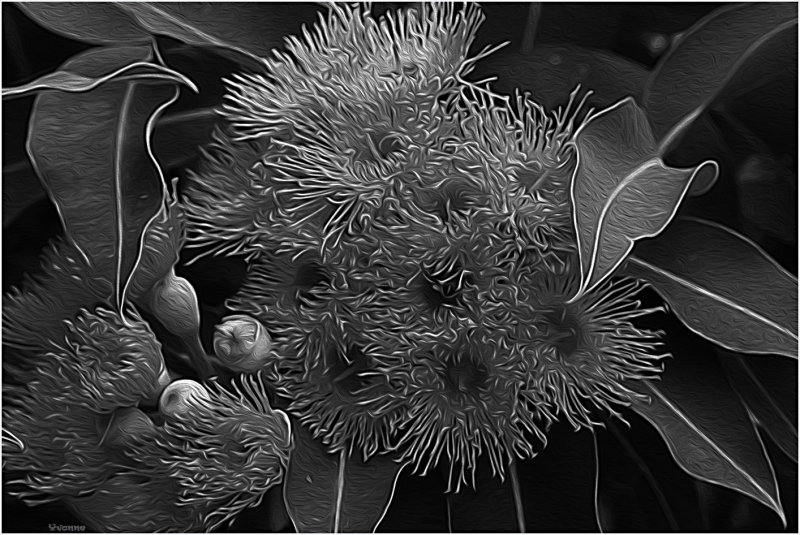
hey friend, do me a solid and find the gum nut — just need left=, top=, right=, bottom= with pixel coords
left=159, top=379, right=210, bottom=417
left=213, top=315, right=271, bottom=371
left=150, top=270, right=200, bottom=337
left=104, top=407, right=156, bottom=448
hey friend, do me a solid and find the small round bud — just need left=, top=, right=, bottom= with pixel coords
left=103, top=407, right=156, bottom=449
left=213, top=315, right=272, bottom=372
left=159, top=379, right=210, bottom=418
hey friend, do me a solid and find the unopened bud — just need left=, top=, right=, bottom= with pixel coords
left=149, top=269, right=200, bottom=338
left=159, top=379, right=210, bottom=418
left=213, top=315, right=272, bottom=372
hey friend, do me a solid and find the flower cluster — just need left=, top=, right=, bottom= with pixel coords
left=3, top=218, right=291, bottom=531
left=184, top=3, right=668, bottom=490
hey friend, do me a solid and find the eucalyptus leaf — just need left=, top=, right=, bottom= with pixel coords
left=3, top=108, right=213, bottom=229
left=17, top=2, right=321, bottom=67
left=480, top=44, right=648, bottom=109
left=595, top=421, right=683, bottom=531
left=3, top=60, right=191, bottom=98
left=624, top=217, right=798, bottom=357
left=117, top=2, right=321, bottom=66
left=151, top=107, right=219, bottom=173
left=736, top=154, right=798, bottom=246
left=642, top=3, right=798, bottom=152
left=720, top=351, right=798, bottom=463
left=284, top=424, right=405, bottom=533
left=569, top=97, right=717, bottom=300
left=26, top=45, right=192, bottom=310
left=630, top=349, right=786, bottom=524
left=16, top=2, right=150, bottom=45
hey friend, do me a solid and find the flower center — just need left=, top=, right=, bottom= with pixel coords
left=543, top=306, right=585, bottom=358
left=440, top=353, right=490, bottom=402
left=330, top=345, right=374, bottom=399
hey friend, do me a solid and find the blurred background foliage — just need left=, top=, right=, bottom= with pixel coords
left=3, top=2, right=796, bottom=532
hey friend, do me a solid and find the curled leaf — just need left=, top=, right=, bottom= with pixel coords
left=624, top=217, right=798, bottom=358
left=630, top=349, right=786, bottom=525
left=642, top=3, right=798, bottom=151
left=569, top=97, right=717, bottom=300
left=284, top=424, right=405, bottom=533
left=2, top=60, right=192, bottom=98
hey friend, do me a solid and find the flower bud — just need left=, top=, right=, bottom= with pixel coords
left=213, top=315, right=272, bottom=372
left=148, top=269, right=200, bottom=339
left=103, top=407, right=156, bottom=449
left=159, top=379, right=210, bottom=418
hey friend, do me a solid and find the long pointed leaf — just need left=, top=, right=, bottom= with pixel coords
left=624, top=217, right=798, bottom=357
left=15, top=2, right=149, bottom=45
left=601, top=421, right=681, bottom=531
left=17, top=2, right=321, bottom=66
left=642, top=3, right=798, bottom=151
left=284, top=424, right=405, bottom=533
left=569, top=96, right=717, bottom=299
left=26, top=45, right=192, bottom=309
left=720, top=351, right=798, bottom=462
left=116, top=3, right=321, bottom=66
left=630, top=347, right=786, bottom=524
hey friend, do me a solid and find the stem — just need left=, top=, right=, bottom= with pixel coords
left=509, top=460, right=526, bottom=533
left=334, top=449, right=346, bottom=533
left=521, top=3, right=541, bottom=55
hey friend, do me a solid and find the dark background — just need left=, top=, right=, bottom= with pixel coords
left=3, top=3, right=797, bottom=532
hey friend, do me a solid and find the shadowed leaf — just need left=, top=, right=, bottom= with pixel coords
left=151, top=107, right=219, bottom=174
left=17, top=2, right=322, bottom=67
left=736, top=154, right=798, bottom=247
left=630, top=349, right=786, bottom=524
left=642, top=3, right=798, bottom=152
left=480, top=44, right=647, bottom=109
left=569, top=97, right=717, bottom=299
left=624, top=217, right=798, bottom=357
left=720, top=350, right=798, bottom=463
left=2, top=160, right=44, bottom=227
left=596, top=421, right=682, bottom=531
left=16, top=2, right=149, bottom=45
left=284, top=424, right=405, bottom=533
left=26, top=45, right=192, bottom=310
left=117, top=2, right=321, bottom=66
